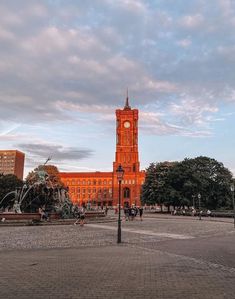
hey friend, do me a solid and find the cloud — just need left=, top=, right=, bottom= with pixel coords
left=169, top=96, right=218, bottom=127
left=140, top=110, right=212, bottom=137
left=18, top=143, right=93, bottom=162
left=179, top=14, right=204, bottom=29
left=176, top=38, right=192, bottom=48
left=0, top=0, right=234, bottom=141
left=17, top=143, right=93, bottom=173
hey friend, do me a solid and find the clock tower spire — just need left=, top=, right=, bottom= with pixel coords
left=124, top=88, right=131, bottom=110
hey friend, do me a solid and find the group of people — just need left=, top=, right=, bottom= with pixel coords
left=123, top=206, right=144, bottom=221
left=172, top=208, right=212, bottom=218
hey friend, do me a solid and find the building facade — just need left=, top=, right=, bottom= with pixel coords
left=0, top=150, right=25, bottom=180
left=60, top=97, right=145, bottom=207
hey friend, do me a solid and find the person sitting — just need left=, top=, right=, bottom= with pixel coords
left=39, top=205, right=49, bottom=221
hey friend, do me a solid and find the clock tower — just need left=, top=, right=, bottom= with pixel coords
left=113, top=95, right=139, bottom=173
left=112, top=95, right=144, bottom=206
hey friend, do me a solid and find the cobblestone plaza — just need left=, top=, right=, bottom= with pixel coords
left=0, top=214, right=235, bottom=299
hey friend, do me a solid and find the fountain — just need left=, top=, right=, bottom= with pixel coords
left=0, top=159, right=74, bottom=220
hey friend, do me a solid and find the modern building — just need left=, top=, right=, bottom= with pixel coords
left=60, top=97, right=145, bottom=207
left=0, top=150, right=25, bottom=180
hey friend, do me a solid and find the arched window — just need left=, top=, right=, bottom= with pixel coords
left=123, top=187, right=130, bottom=199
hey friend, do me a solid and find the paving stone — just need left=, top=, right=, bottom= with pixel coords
left=0, top=216, right=234, bottom=298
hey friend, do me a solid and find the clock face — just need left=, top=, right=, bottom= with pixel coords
left=124, top=121, right=130, bottom=128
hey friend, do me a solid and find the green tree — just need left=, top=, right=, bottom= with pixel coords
left=142, top=156, right=233, bottom=210
left=171, top=156, right=233, bottom=209
left=141, top=162, right=176, bottom=210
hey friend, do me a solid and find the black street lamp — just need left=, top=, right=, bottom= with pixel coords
left=116, top=164, right=124, bottom=243
left=198, top=193, right=201, bottom=210
left=198, top=193, right=202, bottom=220
left=192, top=195, right=195, bottom=208
left=230, top=183, right=235, bottom=228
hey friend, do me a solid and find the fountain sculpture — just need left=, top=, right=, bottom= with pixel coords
left=0, top=159, right=74, bottom=219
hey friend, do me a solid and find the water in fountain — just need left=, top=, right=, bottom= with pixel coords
left=0, top=162, right=74, bottom=218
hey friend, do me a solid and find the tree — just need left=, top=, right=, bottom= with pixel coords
left=141, top=162, right=176, bottom=210
left=0, top=174, right=23, bottom=208
left=170, top=156, right=233, bottom=209
left=142, top=156, right=233, bottom=210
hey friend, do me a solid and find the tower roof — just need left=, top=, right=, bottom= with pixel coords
left=124, top=88, right=131, bottom=110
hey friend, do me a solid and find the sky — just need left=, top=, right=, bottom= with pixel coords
left=1, top=0, right=235, bottom=177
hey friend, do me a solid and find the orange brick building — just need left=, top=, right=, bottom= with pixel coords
left=0, top=150, right=25, bottom=180
left=60, top=97, right=145, bottom=207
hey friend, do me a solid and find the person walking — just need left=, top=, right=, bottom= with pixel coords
left=79, top=207, right=86, bottom=226
left=73, top=205, right=80, bottom=225
left=105, top=206, right=109, bottom=216
left=139, top=206, right=143, bottom=221
left=199, top=210, right=203, bottom=220
left=130, top=206, right=135, bottom=221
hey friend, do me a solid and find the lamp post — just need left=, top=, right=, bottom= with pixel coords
left=116, top=164, right=124, bottom=243
left=192, top=195, right=195, bottom=208
left=231, top=183, right=235, bottom=229
left=198, top=193, right=201, bottom=220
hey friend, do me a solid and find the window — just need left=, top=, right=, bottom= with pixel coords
left=123, top=187, right=130, bottom=198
